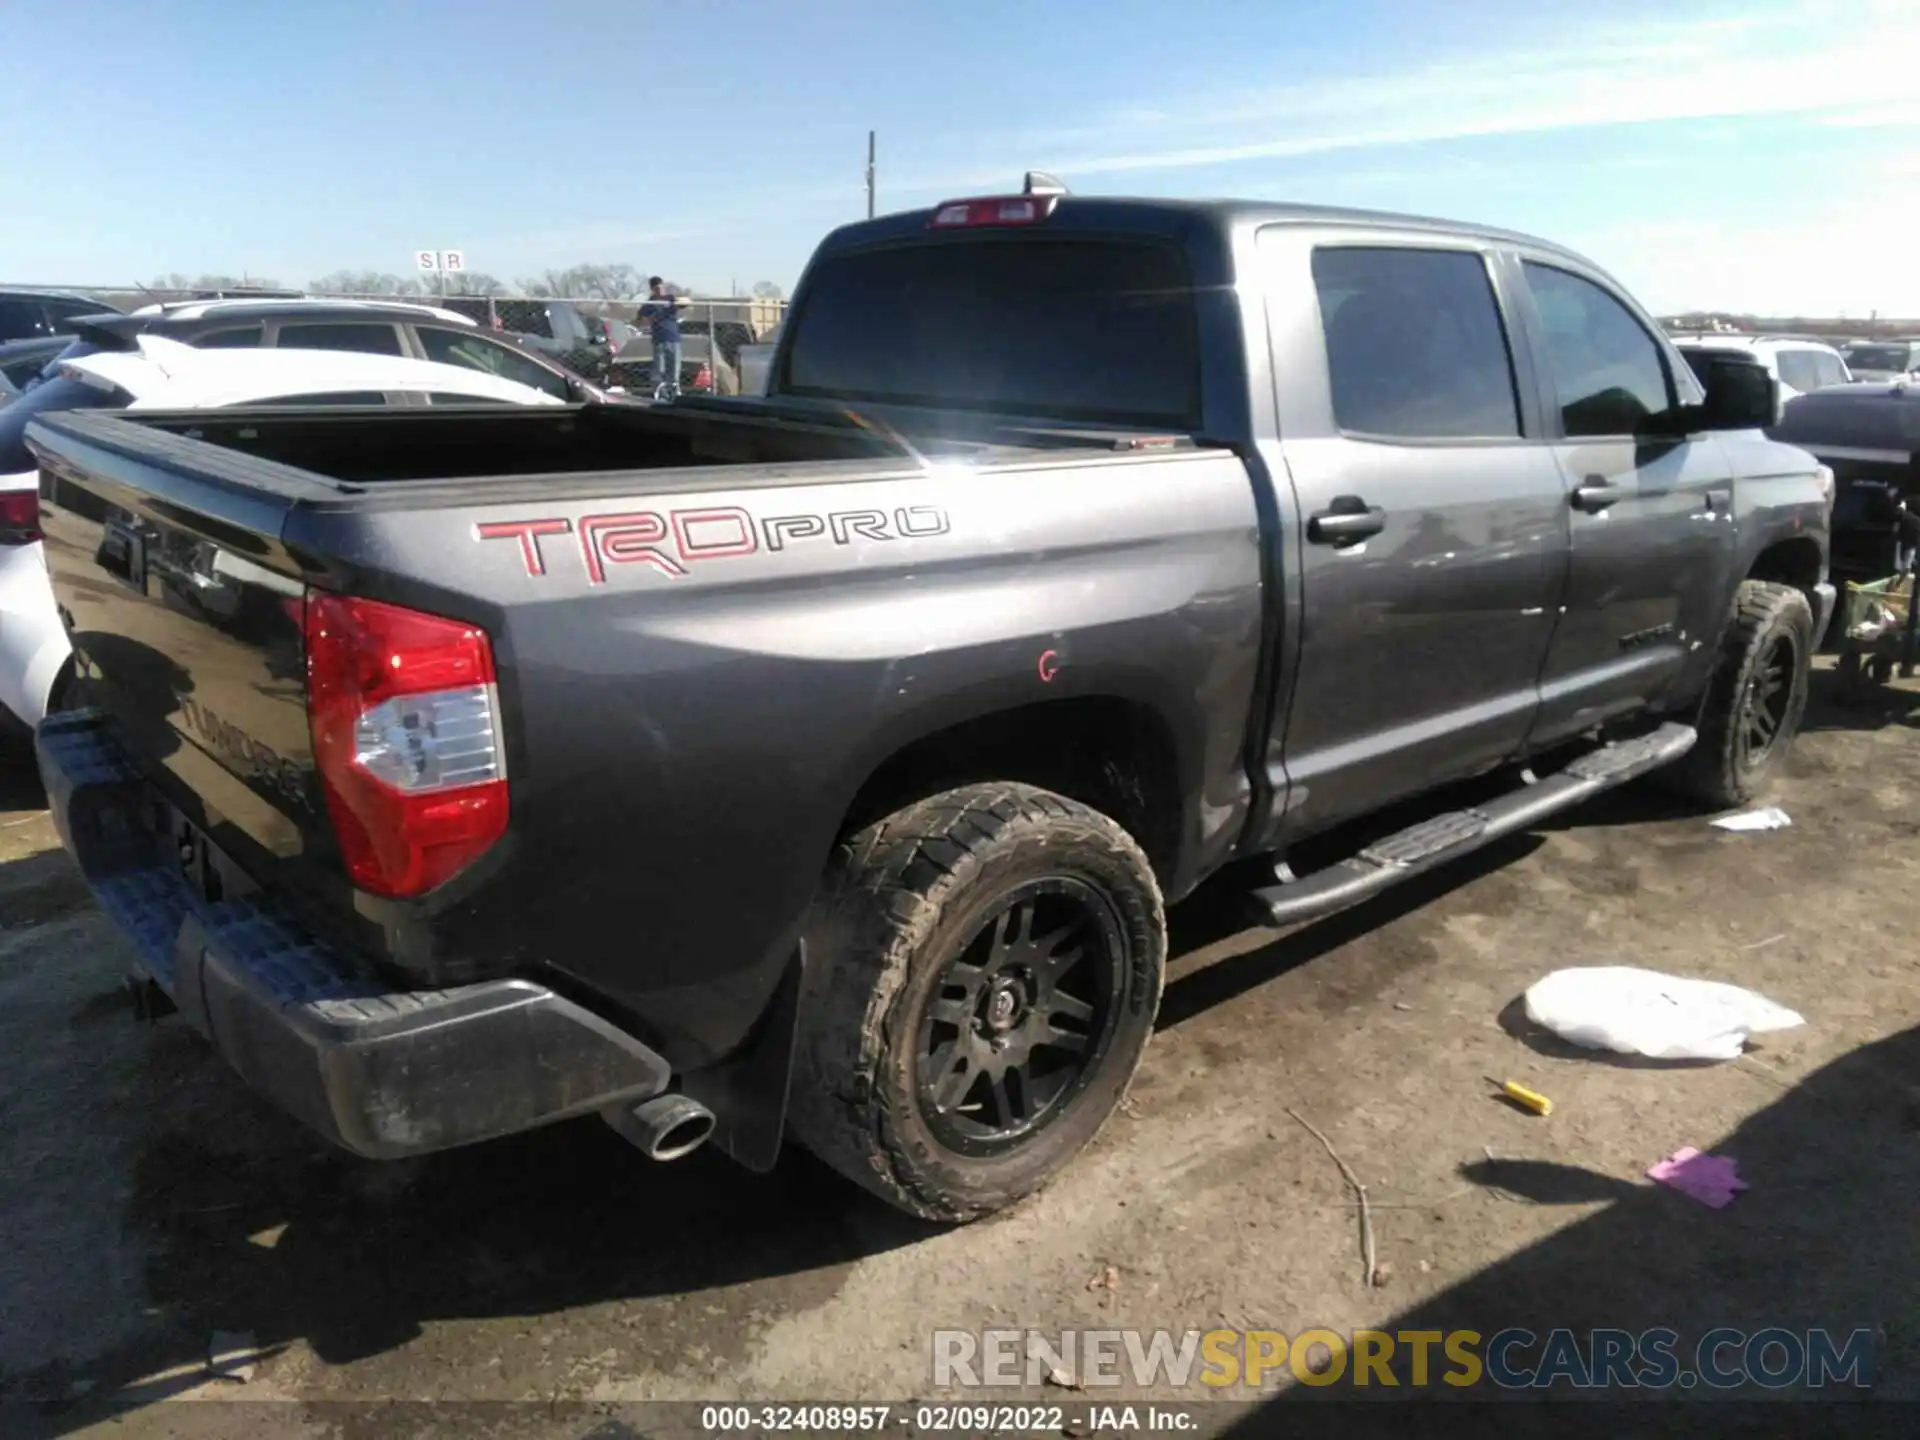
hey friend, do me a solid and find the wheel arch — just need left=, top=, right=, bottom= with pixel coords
left=836, top=693, right=1192, bottom=895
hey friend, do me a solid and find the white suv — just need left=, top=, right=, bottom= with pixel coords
left=0, top=337, right=562, bottom=733
left=1671, top=333, right=1853, bottom=406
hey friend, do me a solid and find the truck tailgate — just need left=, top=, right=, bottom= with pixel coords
left=31, top=412, right=331, bottom=880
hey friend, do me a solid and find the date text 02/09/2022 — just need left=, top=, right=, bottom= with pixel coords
left=698, top=1403, right=1197, bottom=1433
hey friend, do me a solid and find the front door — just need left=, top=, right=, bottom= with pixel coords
left=1262, top=235, right=1568, bottom=839
left=1515, top=260, right=1738, bottom=748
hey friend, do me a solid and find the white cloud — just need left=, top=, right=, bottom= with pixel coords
left=989, top=7, right=1920, bottom=182
left=1589, top=167, right=1920, bottom=317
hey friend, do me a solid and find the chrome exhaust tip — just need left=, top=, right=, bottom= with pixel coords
left=604, top=1092, right=716, bottom=1162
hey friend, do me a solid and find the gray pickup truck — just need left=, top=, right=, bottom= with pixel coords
left=27, top=181, right=1834, bottom=1222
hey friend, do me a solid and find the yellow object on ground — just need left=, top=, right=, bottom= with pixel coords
left=1501, top=1081, right=1553, bottom=1116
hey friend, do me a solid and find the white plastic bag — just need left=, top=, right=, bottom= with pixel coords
left=1522, top=966, right=1804, bottom=1061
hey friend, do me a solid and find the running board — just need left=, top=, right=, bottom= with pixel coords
left=1248, top=723, right=1697, bottom=929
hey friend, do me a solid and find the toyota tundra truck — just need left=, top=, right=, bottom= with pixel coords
left=26, top=180, right=1835, bottom=1222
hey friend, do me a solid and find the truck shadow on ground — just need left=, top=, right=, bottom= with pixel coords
left=1218, top=1021, right=1920, bottom=1427
left=1, top=700, right=1850, bottom=1424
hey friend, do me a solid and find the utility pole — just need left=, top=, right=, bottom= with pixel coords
left=866, top=130, right=876, bottom=219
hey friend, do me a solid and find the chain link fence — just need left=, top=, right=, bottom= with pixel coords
left=26, top=285, right=787, bottom=396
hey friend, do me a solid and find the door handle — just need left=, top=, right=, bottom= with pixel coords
left=1308, top=496, right=1387, bottom=545
left=1571, top=477, right=1628, bottom=512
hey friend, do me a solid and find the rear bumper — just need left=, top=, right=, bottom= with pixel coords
left=37, top=711, right=672, bottom=1159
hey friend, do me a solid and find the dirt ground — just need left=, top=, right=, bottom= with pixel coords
left=2, top=660, right=1917, bottom=1436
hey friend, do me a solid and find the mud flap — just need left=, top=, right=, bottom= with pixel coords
left=681, top=941, right=807, bottom=1173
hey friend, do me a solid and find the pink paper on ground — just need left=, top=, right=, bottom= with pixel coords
left=1647, top=1147, right=1747, bottom=1208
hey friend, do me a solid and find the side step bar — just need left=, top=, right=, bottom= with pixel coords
left=1248, top=723, right=1697, bottom=929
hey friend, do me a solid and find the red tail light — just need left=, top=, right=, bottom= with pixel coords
left=928, top=195, right=1059, bottom=228
left=304, top=592, right=508, bottom=898
left=0, top=490, right=40, bottom=545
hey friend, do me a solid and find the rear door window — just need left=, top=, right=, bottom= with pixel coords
left=260, top=390, right=391, bottom=406
left=783, top=238, right=1202, bottom=428
left=0, top=299, right=51, bottom=342
left=273, top=322, right=405, bottom=356
left=1775, top=350, right=1822, bottom=394
left=417, top=328, right=572, bottom=400
left=197, top=326, right=264, bottom=348
left=1311, top=246, right=1521, bottom=439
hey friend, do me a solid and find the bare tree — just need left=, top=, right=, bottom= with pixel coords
left=309, top=270, right=423, bottom=297
left=517, top=263, right=646, bottom=300
left=751, top=280, right=784, bottom=300
left=153, top=272, right=286, bottom=293
left=443, top=271, right=505, bottom=297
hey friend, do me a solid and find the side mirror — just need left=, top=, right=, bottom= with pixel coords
left=1692, top=353, right=1781, bottom=431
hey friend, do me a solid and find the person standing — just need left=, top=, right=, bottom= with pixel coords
left=637, top=277, right=683, bottom=400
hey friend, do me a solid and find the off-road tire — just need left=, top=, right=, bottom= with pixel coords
left=1666, top=580, right=1813, bottom=807
left=788, top=783, right=1165, bottom=1223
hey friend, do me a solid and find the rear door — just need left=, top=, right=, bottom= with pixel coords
left=1515, top=258, right=1737, bottom=746
left=1261, top=230, right=1568, bottom=836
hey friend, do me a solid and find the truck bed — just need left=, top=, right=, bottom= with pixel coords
left=64, top=399, right=907, bottom=491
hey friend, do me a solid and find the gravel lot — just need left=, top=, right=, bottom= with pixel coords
left=2, top=660, right=1917, bottom=1436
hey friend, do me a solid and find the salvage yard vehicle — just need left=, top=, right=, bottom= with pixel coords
left=1672, top=333, right=1853, bottom=405
left=1840, top=339, right=1920, bottom=384
left=26, top=179, right=1836, bottom=1223
left=0, top=336, right=563, bottom=734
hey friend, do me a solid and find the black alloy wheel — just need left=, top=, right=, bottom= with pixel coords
left=914, top=877, right=1123, bottom=1157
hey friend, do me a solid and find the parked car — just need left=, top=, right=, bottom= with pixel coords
left=737, top=320, right=781, bottom=396
left=51, top=297, right=605, bottom=404
left=0, top=336, right=562, bottom=734
left=1838, top=339, right=1920, bottom=384
left=0, top=336, right=72, bottom=396
left=1770, top=380, right=1920, bottom=582
left=1672, top=333, right=1852, bottom=407
left=436, top=296, right=625, bottom=381
left=0, top=288, right=117, bottom=344
left=609, top=332, right=740, bottom=396
left=26, top=181, right=1831, bottom=1224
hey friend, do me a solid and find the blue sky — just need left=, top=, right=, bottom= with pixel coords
left=6, top=0, right=1918, bottom=314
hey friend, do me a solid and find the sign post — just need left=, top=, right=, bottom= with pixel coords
left=414, top=248, right=465, bottom=297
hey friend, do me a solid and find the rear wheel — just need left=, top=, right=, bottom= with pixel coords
left=788, top=783, right=1165, bottom=1222
left=1667, top=580, right=1813, bottom=806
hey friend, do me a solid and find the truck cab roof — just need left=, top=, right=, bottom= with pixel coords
left=816, top=192, right=1600, bottom=273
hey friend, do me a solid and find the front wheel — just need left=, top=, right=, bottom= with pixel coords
left=788, top=783, right=1165, bottom=1222
left=1666, top=579, right=1813, bottom=807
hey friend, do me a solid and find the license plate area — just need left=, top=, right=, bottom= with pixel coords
left=151, top=794, right=259, bottom=907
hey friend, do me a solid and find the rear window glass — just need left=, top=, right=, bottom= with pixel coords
left=782, top=238, right=1202, bottom=428
left=198, top=326, right=263, bottom=348
left=265, top=391, right=391, bottom=406
left=1844, top=344, right=1914, bottom=372
left=0, top=376, right=131, bottom=473
left=274, top=322, right=404, bottom=357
